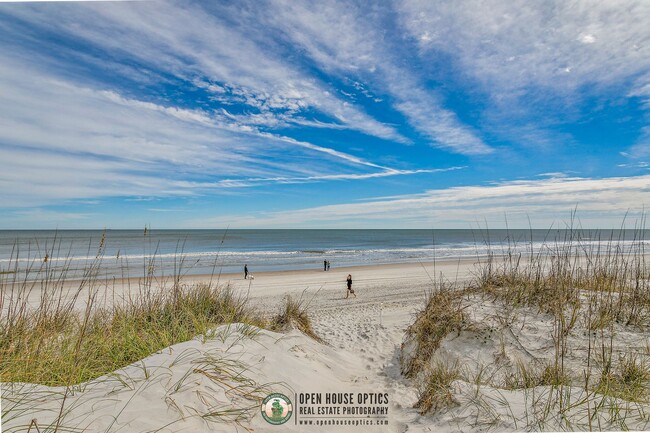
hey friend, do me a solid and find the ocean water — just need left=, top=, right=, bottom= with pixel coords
left=0, top=229, right=648, bottom=280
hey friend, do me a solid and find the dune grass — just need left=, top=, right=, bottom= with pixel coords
left=415, top=360, right=462, bottom=414
left=401, top=284, right=469, bottom=379
left=0, top=235, right=315, bottom=387
left=270, top=292, right=322, bottom=343
left=0, top=280, right=266, bottom=386
left=475, top=218, right=650, bottom=327
left=596, top=355, right=650, bottom=403
left=405, top=222, right=650, bottom=429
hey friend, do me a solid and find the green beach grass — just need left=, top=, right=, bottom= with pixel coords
left=402, top=223, right=650, bottom=429
left=0, top=237, right=317, bottom=387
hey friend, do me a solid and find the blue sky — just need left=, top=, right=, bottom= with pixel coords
left=0, top=0, right=649, bottom=229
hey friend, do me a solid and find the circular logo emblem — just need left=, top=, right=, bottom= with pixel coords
left=261, top=393, right=293, bottom=425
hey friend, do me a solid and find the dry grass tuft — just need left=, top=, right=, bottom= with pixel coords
left=597, top=356, right=650, bottom=402
left=415, top=360, right=461, bottom=414
left=270, top=294, right=321, bottom=342
left=401, top=285, right=468, bottom=378
left=504, top=361, right=569, bottom=390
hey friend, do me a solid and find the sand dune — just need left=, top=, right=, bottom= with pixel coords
left=3, top=258, right=650, bottom=432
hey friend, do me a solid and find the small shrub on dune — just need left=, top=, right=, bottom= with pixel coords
left=271, top=294, right=321, bottom=342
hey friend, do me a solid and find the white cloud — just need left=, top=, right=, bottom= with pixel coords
left=397, top=0, right=650, bottom=152
left=399, top=0, right=650, bottom=96
left=537, top=172, right=569, bottom=178
left=0, top=1, right=406, bottom=143
left=629, top=76, right=650, bottom=111
left=0, top=56, right=424, bottom=208
left=629, top=127, right=650, bottom=158
left=578, top=33, right=596, bottom=44
left=251, top=0, right=491, bottom=155
left=177, top=166, right=465, bottom=189
left=0, top=146, right=179, bottom=208
left=6, top=209, right=95, bottom=228
left=190, top=175, right=650, bottom=228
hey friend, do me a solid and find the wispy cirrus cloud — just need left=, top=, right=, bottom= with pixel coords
left=189, top=175, right=650, bottom=228
left=244, top=0, right=491, bottom=155
left=399, top=0, right=650, bottom=97
left=0, top=54, right=443, bottom=208
left=628, top=127, right=650, bottom=158
left=174, top=166, right=465, bottom=189
left=0, top=1, right=406, bottom=144
left=628, top=77, right=650, bottom=157
left=397, top=0, right=650, bottom=151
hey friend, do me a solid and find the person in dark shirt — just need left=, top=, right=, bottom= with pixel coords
left=345, top=274, right=356, bottom=298
left=244, top=264, right=248, bottom=279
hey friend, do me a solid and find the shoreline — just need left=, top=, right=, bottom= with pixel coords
left=60, top=258, right=482, bottom=306
left=9, top=250, right=650, bottom=310
left=188, top=257, right=479, bottom=284
left=1, top=256, right=484, bottom=314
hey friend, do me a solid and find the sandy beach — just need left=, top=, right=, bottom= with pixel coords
left=208, top=259, right=477, bottom=307
left=3, top=256, right=650, bottom=432
left=4, top=258, right=479, bottom=312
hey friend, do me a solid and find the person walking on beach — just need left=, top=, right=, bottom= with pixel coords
left=345, top=274, right=356, bottom=298
left=324, top=260, right=327, bottom=271
left=327, top=261, right=330, bottom=271
left=244, top=264, right=248, bottom=279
